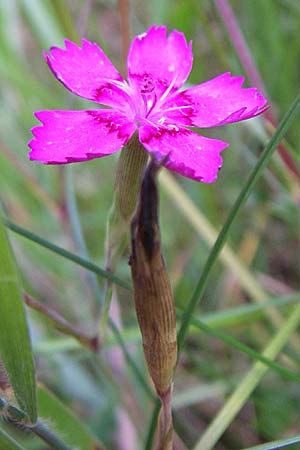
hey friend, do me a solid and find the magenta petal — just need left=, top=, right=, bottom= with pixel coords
left=139, top=124, right=228, bottom=183
left=45, top=39, right=130, bottom=109
left=161, top=72, right=268, bottom=128
left=28, top=110, right=136, bottom=164
left=127, top=25, right=193, bottom=98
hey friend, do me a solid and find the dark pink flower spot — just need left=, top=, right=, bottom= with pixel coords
left=140, top=74, right=155, bottom=94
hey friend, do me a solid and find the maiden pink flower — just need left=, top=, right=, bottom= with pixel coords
left=28, top=25, right=267, bottom=182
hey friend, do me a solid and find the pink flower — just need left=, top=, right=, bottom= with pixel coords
left=28, top=25, right=267, bottom=183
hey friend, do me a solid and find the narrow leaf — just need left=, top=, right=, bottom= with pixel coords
left=243, top=435, right=300, bottom=450
left=0, top=427, right=27, bottom=450
left=37, top=386, right=106, bottom=450
left=184, top=315, right=300, bottom=382
left=193, top=304, right=300, bottom=450
left=5, top=219, right=131, bottom=291
left=198, top=293, right=299, bottom=329
left=0, top=214, right=37, bottom=423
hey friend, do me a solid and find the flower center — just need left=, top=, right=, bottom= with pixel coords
left=128, top=73, right=158, bottom=123
left=140, top=74, right=155, bottom=94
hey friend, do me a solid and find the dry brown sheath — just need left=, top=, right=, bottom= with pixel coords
left=130, top=158, right=177, bottom=396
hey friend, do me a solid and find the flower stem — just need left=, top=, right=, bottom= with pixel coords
left=156, top=387, right=174, bottom=450
left=107, top=132, right=149, bottom=265
left=114, top=132, right=149, bottom=221
left=31, top=420, right=73, bottom=450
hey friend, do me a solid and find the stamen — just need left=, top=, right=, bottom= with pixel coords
left=139, top=116, right=162, bottom=130
left=103, top=79, right=139, bottom=115
left=156, top=74, right=179, bottom=107
left=160, top=105, right=192, bottom=114
left=143, top=92, right=157, bottom=117
left=148, top=74, right=179, bottom=118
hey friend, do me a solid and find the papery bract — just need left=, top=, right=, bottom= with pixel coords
left=29, top=25, right=268, bottom=182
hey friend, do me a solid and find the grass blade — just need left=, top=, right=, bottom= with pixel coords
left=193, top=304, right=300, bottom=450
left=198, top=293, right=299, bottom=329
left=0, top=428, right=27, bottom=450
left=243, top=435, right=300, bottom=449
left=183, top=314, right=300, bottom=382
left=177, top=93, right=300, bottom=352
left=4, top=219, right=131, bottom=291
left=37, top=386, right=106, bottom=450
left=0, top=214, right=37, bottom=423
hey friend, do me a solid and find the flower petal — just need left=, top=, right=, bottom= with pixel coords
left=45, top=39, right=131, bottom=110
left=161, top=72, right=268, bottom=128
left=127, top=25, right=193, bottom=99
left=139, top=124, right=228, bottom=183
left=28, top=110, right=136, bottom=164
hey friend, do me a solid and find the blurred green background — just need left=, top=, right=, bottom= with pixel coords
left=0, top=1, right=300, bottom=449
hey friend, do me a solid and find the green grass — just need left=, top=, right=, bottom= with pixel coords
left=0, top=1, right=300, bottom=449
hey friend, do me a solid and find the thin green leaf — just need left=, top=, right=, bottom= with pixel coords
left=183, top=314, right=300, bottom=382
left=4, top=219, right=131, bottom=291
left=0, top=214, right=37, bottom=423
left=193, top=304, right=300, bottom=450
left=177, top=93, right=300, bottom=352
left=37, top=386, right=106, bottom=450
left=198, top=293, right=299, bottom=329
left=0, top=427, right=27, bottom=450
left=243, top=435, right=300, bottom=450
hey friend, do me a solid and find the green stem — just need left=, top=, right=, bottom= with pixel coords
left=113, top=132, right=149, bottom=223
left=100, top=283, right=113, bottom=335
left=0, top=398, right=73, bottom=450
left=31, top=420, right=73, bottom=450
left=105, top=132, right=148, bottom=269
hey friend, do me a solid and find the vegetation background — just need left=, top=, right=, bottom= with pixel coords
left=0, top=0, right=300, bottom=449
